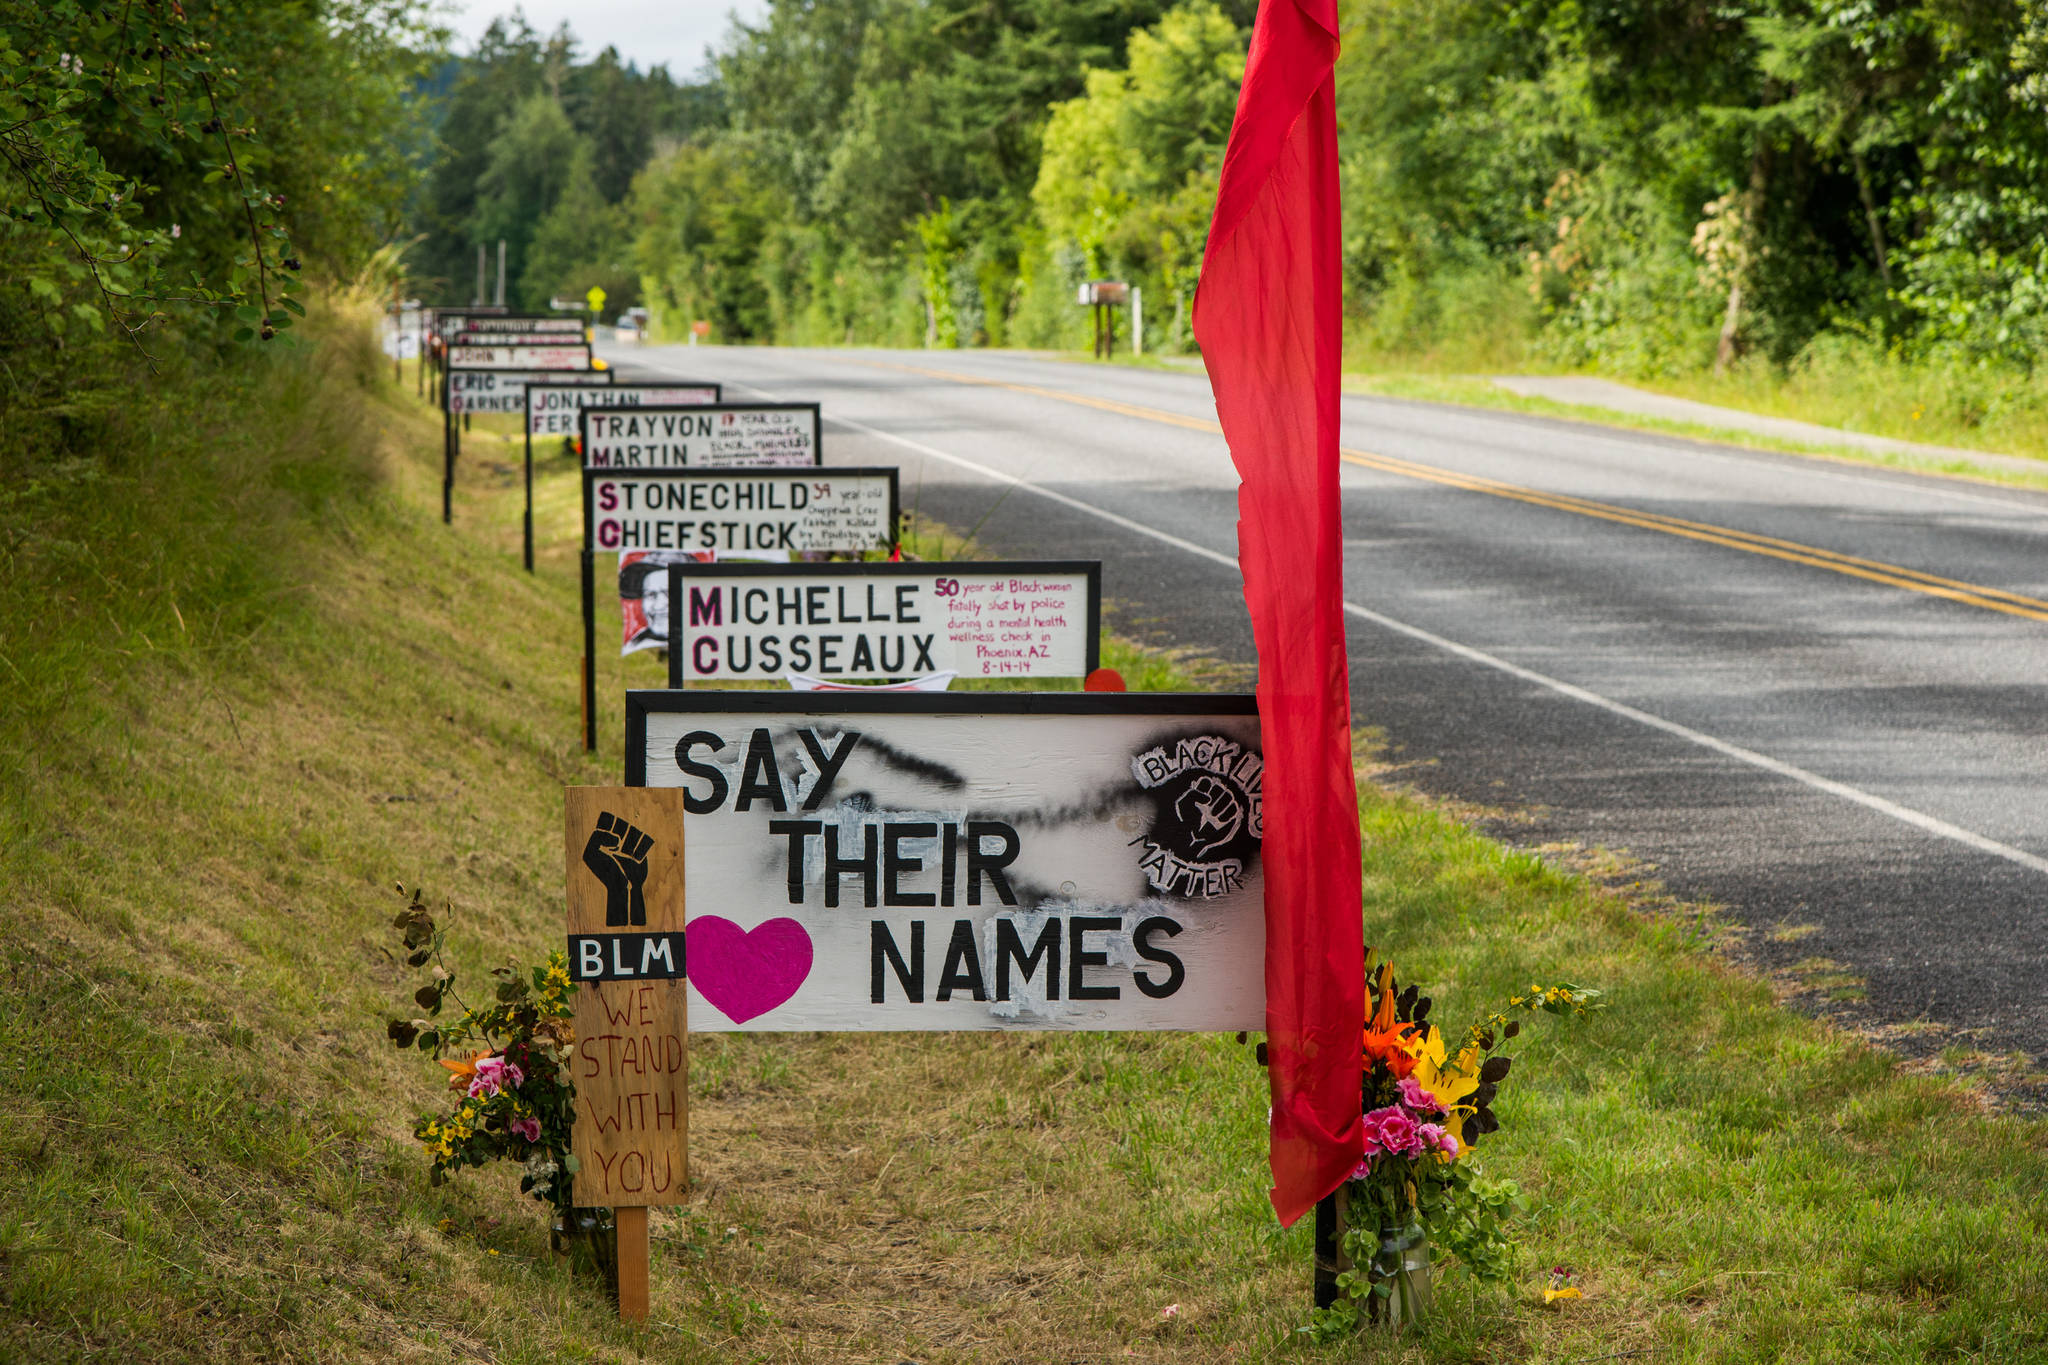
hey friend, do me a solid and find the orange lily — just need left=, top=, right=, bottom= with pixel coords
left=1360, top=963, right=1423, bottom=1079
left=438, top=1050, right=491, bottom=1091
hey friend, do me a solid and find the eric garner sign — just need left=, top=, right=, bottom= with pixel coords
left=625, top=692, right=1265, bottom=1032
left=586, top=468, right=898, bottom=555
left=666, top=561, right=1101, bottom=684
left=452, top=369, right=610, bottom=414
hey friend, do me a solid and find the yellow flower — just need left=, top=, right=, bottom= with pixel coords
left=1544, top=1285, right=1582, bottom=1304
left=1408, top=1029, right=1484, bottom=1154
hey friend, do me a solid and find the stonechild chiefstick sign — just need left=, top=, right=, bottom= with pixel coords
left=563, top=785, right=690, bottom=1322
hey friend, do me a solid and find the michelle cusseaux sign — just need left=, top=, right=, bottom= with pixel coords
left=586, top=468, right=897, bottom=554
left=528, top=383, right=722, bottom=439
left=452, top=369, right=611, bottom=413
left=447, top=344, right=592, bottom=370
left=664, top=561, right=1101, bottom=685
left=579, top=403, right=821, bottom=468
left=623, top=692, right=1264, bottom=1031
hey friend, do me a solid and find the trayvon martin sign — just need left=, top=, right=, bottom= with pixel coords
left=625, top=692, right=1265, bottom=1032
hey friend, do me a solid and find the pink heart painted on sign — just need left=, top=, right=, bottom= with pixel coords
left=687, top=916, right=813, bottom=1024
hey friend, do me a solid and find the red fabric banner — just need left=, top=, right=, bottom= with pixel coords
left=1192, top=0, right=1364, bottom=1227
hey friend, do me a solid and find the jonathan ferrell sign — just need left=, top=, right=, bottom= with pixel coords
left=624, top=692, right=1265, bottom=1032
left=665, top=561, right=1101, bottom=684
left=527, top=382, right=721, bottom=439
left=580, top=403, right=821, bottom=468
left=447, top=343, right=592, bottom=371
left=586, top=468, right=897, bottom=555
left=451, top=368, right=611, bottom=414
left=563, top=786, right=688, bottom=1206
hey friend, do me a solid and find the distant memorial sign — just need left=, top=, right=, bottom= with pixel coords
left=448, top=343, right=592, bottom=371
left=452, top=369, right=610, bottom=414
left=579, top=403, right=821, bottom=468
left=585, top=468, right=897, bottom=555
left=527, top=382, right=722, bottom=441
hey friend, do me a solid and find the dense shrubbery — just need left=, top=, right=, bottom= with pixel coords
left=0, top=0, right=430, bottom=450
left=406, top=0, right=2048, bottom=428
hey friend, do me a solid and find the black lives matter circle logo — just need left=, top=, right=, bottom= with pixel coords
left=1130, top=733, right=1264, bottom=899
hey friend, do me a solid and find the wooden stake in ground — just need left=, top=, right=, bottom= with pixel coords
left=564, top=786, right=690, bottom=1321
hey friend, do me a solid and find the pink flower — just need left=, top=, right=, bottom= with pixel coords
left=1398, top=1077, right=1444, bottom=1114
left=1361, top=1105, right=1425, bottom=1157
left=509, top=1116, right=541, bottom=1143
left=1416, top=1122, right=1460, bottom=1158
left=467, top=1055, right=525, bottom=1099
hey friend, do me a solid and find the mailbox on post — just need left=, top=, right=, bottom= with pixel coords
left=1076, top=279, right=1130, bottom=358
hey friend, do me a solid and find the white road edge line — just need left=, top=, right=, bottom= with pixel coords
left=644, top=356, right=2048, bottom=878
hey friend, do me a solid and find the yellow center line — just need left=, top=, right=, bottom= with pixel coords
left=859, top=359, right=2048, bottom=624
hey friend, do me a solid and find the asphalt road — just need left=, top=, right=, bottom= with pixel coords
left=606, top=342, right=2048, bottom=1085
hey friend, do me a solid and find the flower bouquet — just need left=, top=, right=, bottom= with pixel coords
left=1313, top=948, right=1605, bottom=1334
left=382, top=886, right=604, bottom=1275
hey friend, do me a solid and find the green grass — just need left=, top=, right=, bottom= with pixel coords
left=1343, top=372, right=2048, bottom=493
left=1, top=308, right=2044, bottom=1362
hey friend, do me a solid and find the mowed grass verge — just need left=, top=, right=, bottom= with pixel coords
left=0, top=312, right=2041, bottom=1363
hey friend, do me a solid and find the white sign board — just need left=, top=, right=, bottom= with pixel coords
left=451, top=369, right=611, bottom=414
left=666, top=562, right=1100, bottom=684
left=528, top=383, right=722, bottom=439
left=586, top=468, right=898, bottom=555
left=625, top=693, right=1265, bottom=1031
left=580, top=404, right=821, bottom=469
left=449, top=314, right=584, bottom=334
left=447, top=344, right=591, bottom=371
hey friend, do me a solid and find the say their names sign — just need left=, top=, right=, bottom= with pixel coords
left=564, top=786, right=688, bottom=1206
left=666, top=561, right=1100, bottom=684
left=528, top=382, right=722, bottom=439
left=447, top=343, right=592, bottom=370
left=580, top=403, right=821, bottom=468
left=625, top=692, right=1264, bottom=1031
left=452, top=369, right=611, bottom=414
left=587, top=468, right=898, bottom=555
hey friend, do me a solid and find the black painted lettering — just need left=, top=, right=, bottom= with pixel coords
left=1132, top=916, right=1186, bottom=999
left=936, top=919, right=986, bottom=1001
left=796, top=728, right=861, bottom=809
left=995, top=918, right=1060, bottom=1002
left=1067, top=916, right=1123, bottom=1001
left=735, top=727, right=787, bottom=811
left=824, top=823, right=878, bottom=908
left=966, top=821, right=1019, bottom=906
left=769, top=819, right=820, bottom=904
left=675, top=731, right=729, bottom=814
left=883, top=822, right=937, bottom=906
left=870, top=920, right=924, bottom=1002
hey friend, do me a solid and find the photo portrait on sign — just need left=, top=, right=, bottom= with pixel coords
left=619, top=550, right=792, bottom=655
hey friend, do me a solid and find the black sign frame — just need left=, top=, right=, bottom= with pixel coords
left=623, top=689, right=1258, bottom=787
left=576, top=401, right=824, bottom=471
left=662, top=559, right=1103, bottom=687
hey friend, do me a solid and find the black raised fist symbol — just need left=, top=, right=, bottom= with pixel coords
left=583, top=811, right=653, bottom=926
left=1173, top=774, right=1244, bottom=861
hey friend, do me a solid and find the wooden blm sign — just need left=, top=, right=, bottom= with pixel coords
left=564, top=786, right=689, bottom=1320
